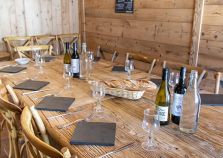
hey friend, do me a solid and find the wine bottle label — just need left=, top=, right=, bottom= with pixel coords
left=157, top=106, right=169, bottom=121
left=171, top=93, right=184, bottom=116
left=71, top=59, right=80, bottom=73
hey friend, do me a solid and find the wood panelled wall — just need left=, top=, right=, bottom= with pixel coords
left=85, top=0, right=195, bottom=64
left=199, top=0, right=223, bottom=71
left=0, top=0, right=79, bottom=51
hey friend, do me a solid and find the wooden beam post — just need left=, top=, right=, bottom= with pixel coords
left=189, top=0, right=205, bottom=66
left=78, top=0, right=86, bottom=44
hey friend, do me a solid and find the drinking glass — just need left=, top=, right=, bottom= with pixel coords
left=169, top=72, right=179, bottom=93
left=38, top=55, right=45, bottom=74
left=142, top=109, right=160, bottom=151
left=32, top=50, right=40, bottom=66
left=63, top=65, right=72, bottom=89
left=125, top=60, right=134, bottom=80
left=86, top=81, right=115, bottom=122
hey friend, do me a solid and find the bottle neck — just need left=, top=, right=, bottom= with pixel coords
left=189, top=76, right=197, bottom=90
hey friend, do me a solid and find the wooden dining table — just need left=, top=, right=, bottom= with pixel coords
left=1, top=57, right=223, bottom=158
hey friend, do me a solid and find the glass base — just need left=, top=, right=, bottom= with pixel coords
left=141, top=142, right=157, bottom=151
left=85, top=107, right=116, bottom=123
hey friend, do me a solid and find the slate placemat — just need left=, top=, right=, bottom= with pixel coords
left=94, top=57, right=101, bottom=62
left=112, top=66, right=126, bottom=72
left=44, top=56, right=56, bottom=62
left=0, top=66, right=26, bottom=73
left=201, top=94, right=223, bottom=106
left=35, top=96, right=75, bottom=112
left=70, top=121, right=116, bottom=146
left=14, top=80, right=49, bottom=91
left=150, top=78, right=162, bottom=86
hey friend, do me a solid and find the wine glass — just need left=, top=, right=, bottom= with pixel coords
left=86, top=81, right=115, bottom=122
left=38, top=55, right=45, bottom=74
left=169, top=72, right=179, bottom=93
left=142, top=109, right=160, bottom=151
left=125, top=60, right=134, bottom=80
left=63, top=65, right=72, bottom=90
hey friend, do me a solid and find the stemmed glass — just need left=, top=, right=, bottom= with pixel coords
left=86, top=81, right=115, bottom=122
left=142, top=109, right=160, bottom=151
left=169, top=72, right=179, bottom=94
left=86, top=81, right=105, bottom=121
left=63, top=65, right=72, bottom=90
left=125, top=60, right=134, bottom=80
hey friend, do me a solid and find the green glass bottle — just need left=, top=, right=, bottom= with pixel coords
left=63, top=42, right=71, bottom=67
left=155, top=68, right=171, bottom=125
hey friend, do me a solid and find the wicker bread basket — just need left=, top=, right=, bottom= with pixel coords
left=104, top=80, right=157, bottom=100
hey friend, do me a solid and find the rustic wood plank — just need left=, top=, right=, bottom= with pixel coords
left=86, top=8, right=194, bottom=23
left=189, top=0, right=205, bottom=66
left=85, top=0, right=195, bottom=9
left=52, top=0, right=62, bottom=34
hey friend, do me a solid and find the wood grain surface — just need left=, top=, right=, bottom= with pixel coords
left=1, top=58, right=223, bottom=158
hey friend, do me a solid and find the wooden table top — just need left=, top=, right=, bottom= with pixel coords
left=1, top=58, right=223, bottom=158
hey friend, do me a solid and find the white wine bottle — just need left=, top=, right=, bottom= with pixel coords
left=63, top=42, right=71, bottom=68
left=155, top=68, right=171, bottom=125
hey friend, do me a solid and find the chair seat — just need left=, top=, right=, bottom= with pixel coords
left=0, top=51, right=10, bottom=61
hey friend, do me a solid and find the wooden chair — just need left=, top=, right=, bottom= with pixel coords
left=163, top=60, right=207, bottom=86
left=33, top=35, right=59, bottom=55
left=0, top=82, right=22, bottom=158
left=215, top=72, right=223, bottom=94
left=57, top=33, right=81, bottom=53
left=96, top=45, right=119, bottom=63
left=3, top=36, right=33, bottom=60
left=14, top=45, right=53, bottom=58
left=21, top=106, right=71, bottom=158
left=126, top=52, right=157, bottom=76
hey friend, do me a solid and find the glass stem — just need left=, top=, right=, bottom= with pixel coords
left=127, top=70, right=131, bottom=79
left=147, top=130, right=154, bottom=146
left=96, top=98, right=102, bottom=112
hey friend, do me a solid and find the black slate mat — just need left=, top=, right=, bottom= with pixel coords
left=70, top=121, right=116, bottom=146
left=150, top=78, right=162, bottom=86
left=35, top=96, right=75, bottom=112
left=44, top=56, right=56, bottom=62
left=14, top=80, right=49, bottom=91
left=201, top=94, right=223, bottom=106
left=0, top=66, right=26, bottom=73
left=112, top=66, right=126, bottom=72
left=94, top=57, right=101, bottom=62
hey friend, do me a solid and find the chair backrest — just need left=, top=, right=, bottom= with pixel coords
left=96, top=45, right=119, bottom=63
left=163, top=60, right=207, bottom=86
left=215, top=72, right=223, bottom=94
left=58, top=33, right=81, bottom=53
left=4, top=36, right=33, bottom=60
left=126, top=52, right=157, bottom=75
left=33, top=35, right=59, bottom=55
left=14, top=45, right=53, bottom=58
left=21, top=106, right=68, bottom=158
left=0, top=81, right=22, bottom=158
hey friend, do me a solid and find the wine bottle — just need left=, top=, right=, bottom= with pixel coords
left=171, top=67, right=187, bottom=125
left=71, top=42, right=80, bottom=78
left=155, top=68, right=171, bottom=125
left=63, top=42, right=71, bottom=68
left=79, top=43, right=88, bottom=80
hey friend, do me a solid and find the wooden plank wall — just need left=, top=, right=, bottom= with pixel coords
left=199, top=0, right=223, bottom=71
left=85, top=0, right=195, bottom=64
left=0, top=0, right=79, bottom=51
